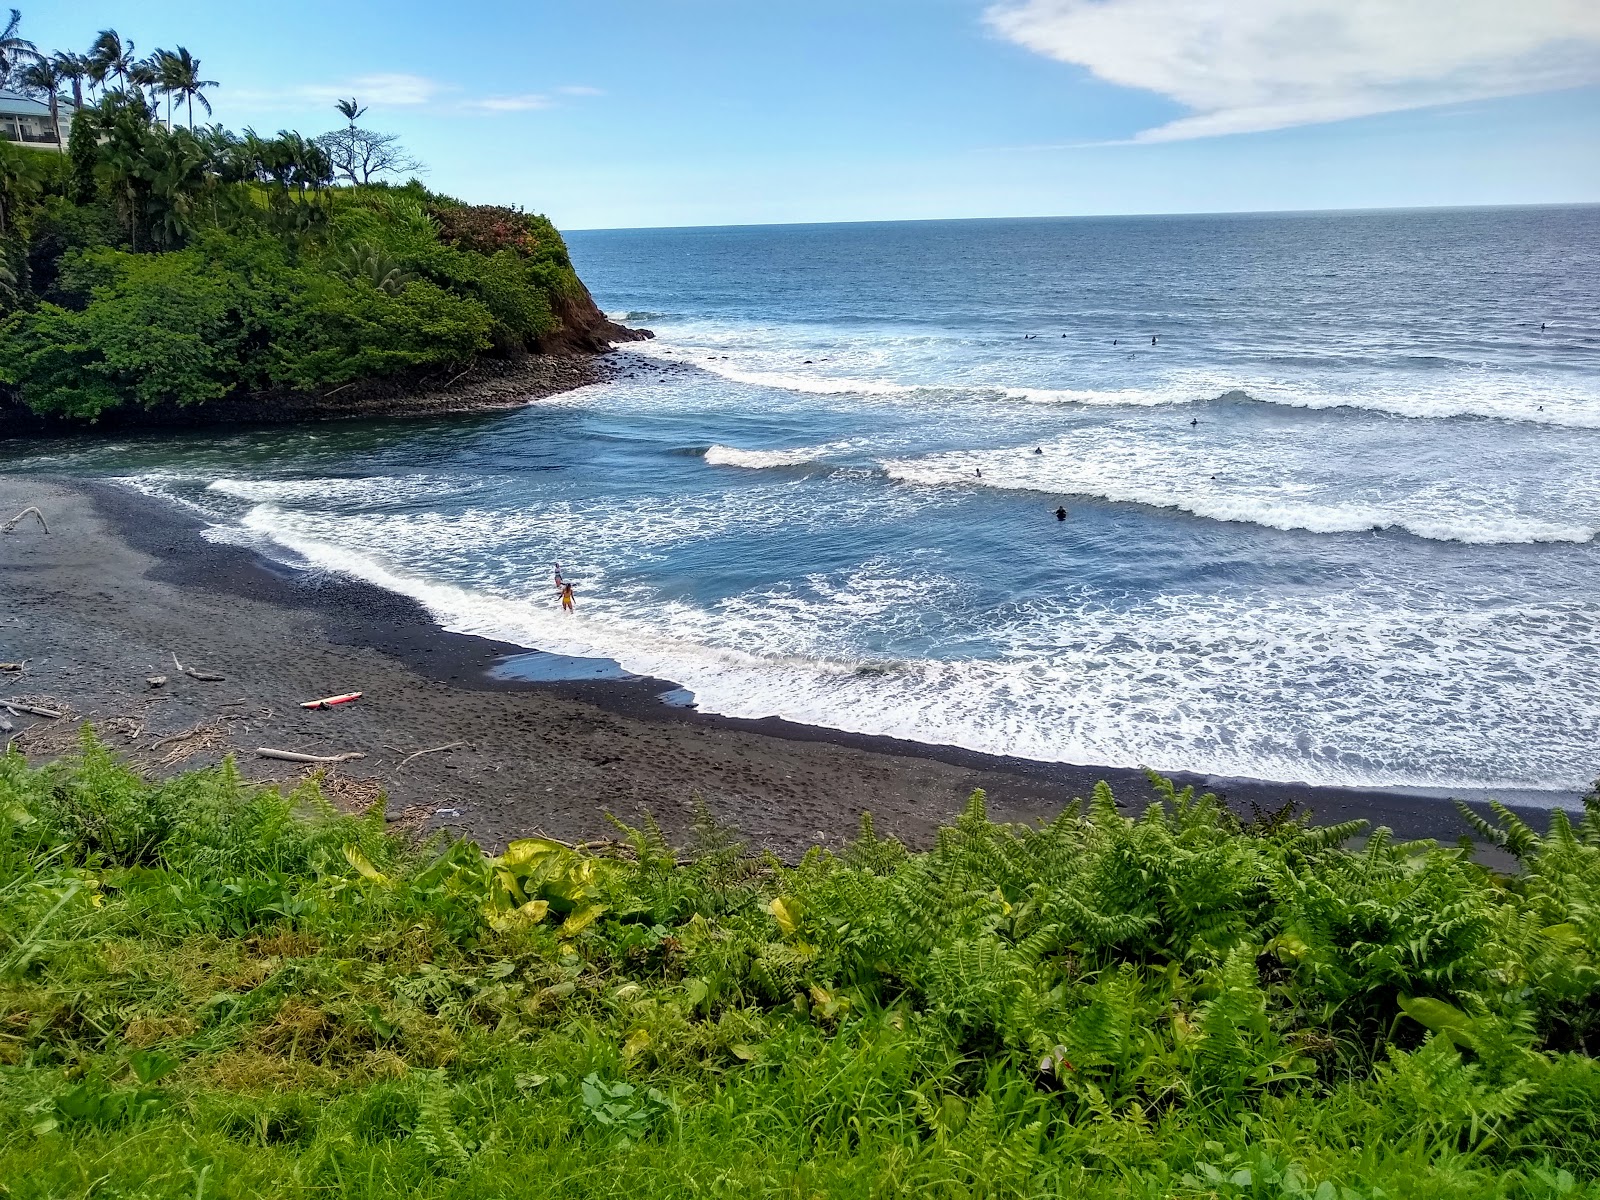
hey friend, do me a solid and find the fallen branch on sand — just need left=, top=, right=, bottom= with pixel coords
left=1, top=506, right=48, bottom=533
left=257, top=747, right=368, bottom=765
left=172, top=653, right=225, bottom=682
left=1, top=700, right=62, bottom=718
left=0, top=661, right=25, bottom=672
left=397, top=740, right=465, bottom=771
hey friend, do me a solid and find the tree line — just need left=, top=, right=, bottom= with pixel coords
left=0, top=10, right=593, bottom=421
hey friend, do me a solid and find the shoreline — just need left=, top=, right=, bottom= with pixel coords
left=0, top=473, right=1566, bottom=860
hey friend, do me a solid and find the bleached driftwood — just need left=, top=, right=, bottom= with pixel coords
left=397, top=740, right=465, bottom=771
left=172, top=653, right=225, bottom=682
left=0, top=661, right=26, bottom=672
left=1, top=700, right=62, bottom=718
left=2, top=506, right=47, bottom=533
left=256, top=747, right=367, bottom=765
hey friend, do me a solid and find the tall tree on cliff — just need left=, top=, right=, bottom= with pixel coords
left=15, top=56, right=64, bottom=148
left=163, top=48, right=215, bottom=131
left=89, top=30, right=135, bottom=93
left=52, top=51, right=89, bottom=109
left=0, top=8, right=39, bottom=88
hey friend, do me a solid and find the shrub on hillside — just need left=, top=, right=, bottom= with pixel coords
left=2, top=732, right=1599, bottom=1195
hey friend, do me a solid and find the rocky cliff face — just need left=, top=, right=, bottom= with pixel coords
left=535, top=279, right=654, bottom=355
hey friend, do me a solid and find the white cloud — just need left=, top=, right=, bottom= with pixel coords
left=230, top=75, right=602, bottom=117
left=462, top=93, right=554, bottom=112
left=985, top=0, right=1600, bottom=141
left=299, top=73, right=444, bottom=107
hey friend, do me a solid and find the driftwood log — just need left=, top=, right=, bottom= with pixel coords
left=256, top=747, right=367, bottom=765
left=172, top=653, right=225, bottom=682
left=2, top=506, right=47, bottom=533
left=397, top=740, right=465, bottom=771
left=1, top=700, right=62, bottom=718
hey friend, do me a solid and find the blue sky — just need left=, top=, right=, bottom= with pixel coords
left=33, top=0, right=1600, bottom=229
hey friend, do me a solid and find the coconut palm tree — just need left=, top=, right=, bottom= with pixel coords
left=335, top=97, right=366, bottom=127
left=0, top=8, right=39, bottom=90
left=128, top=55, right=160, bottom=113
left=90, top=30, right=135, bottom=93
left=16, top=57, right=65, bottom=148
left=52, top=51, right=90, bottom=109
left=149, top=49, right=178, bottom=127
left=164, top=48, right=216, bottom=131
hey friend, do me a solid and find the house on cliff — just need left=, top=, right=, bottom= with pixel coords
left=0, top=89, right=74, bottom=151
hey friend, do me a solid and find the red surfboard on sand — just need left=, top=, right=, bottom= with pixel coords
left=301, top=692, right=362, bottom=709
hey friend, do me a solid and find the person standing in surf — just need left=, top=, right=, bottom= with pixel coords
left=557, top=579, right=576, bottom=612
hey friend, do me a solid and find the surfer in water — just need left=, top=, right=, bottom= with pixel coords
left=1055, top=506, right=1067, bottom=521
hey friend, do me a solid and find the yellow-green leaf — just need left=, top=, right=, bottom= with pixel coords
left=516, top=898, right=550, bottom=923
left=623, top=1027, right=652, bottom=1059
left=1398, top=994, right=1473, bottom=1036
left=769, top=897, right=799, bottom=937
left=561, top=903, right=607, bottom=936
left=343, top=844, right=388, bottom=884
left=498, top=838, right=566, bottom=871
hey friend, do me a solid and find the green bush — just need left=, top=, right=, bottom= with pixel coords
left=2, top=732, right=1598, bottom=1197
left=0, top=108, right=593, bottom=418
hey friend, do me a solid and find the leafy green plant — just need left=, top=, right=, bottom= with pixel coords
left=3, top=732, right=1600, bottom=1197
left=579, top=1073, right=674, bottom=1140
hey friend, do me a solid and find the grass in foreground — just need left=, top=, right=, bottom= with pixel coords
left=2, top=732, right=1598, bottom=1199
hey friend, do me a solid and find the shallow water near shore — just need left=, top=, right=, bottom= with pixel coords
left=5, top=206, right=1598, bottom=798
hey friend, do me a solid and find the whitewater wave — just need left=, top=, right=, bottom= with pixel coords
left=622, top=344, right=1600, bottom=428
left=879, top=445, right=1600, bottom=546
left=704, top=443, right=834, bottom=470
left=204, top=504, right=1599, bottom=793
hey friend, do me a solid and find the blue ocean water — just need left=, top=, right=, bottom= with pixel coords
left=17, top=207, right=1600, bottom=795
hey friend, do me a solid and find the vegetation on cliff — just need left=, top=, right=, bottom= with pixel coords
left=2, top=732, right=1598, bottom=1198
left=0, top=14, right=625, bottom=421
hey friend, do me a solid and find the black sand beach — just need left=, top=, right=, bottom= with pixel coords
left=0, top=473, right=1561, bottom=859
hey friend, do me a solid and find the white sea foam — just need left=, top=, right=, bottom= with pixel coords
left=625, top=337, right=1600, bottom=428
left=704, top=444, right=828, bottom=469
left=879, top=431, right=1600, bottom=546
left=206, top=475, right=488, bottom=507
left=215, top=501, right=1600, bottom=793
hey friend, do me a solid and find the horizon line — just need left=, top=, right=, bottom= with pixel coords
left=560, top=198, right=1600, bottom=235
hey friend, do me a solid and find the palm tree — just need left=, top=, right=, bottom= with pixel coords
left=129, top=56, right=160, bottom=112
left=52, top=51, right=90, bottom=109
left=0, top=8, right=39, bottom=89
left=16, top=57, right=65, bottom=148
left=150, top=49, right=178, bottom=127
left=164, top=48, right=216, bottom=131
left=336, top=97, right=367, bottom=127
left=90, top=30, right=135, bottom=93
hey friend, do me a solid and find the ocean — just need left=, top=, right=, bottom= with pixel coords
left=15, top=206, right=1600, bottom=800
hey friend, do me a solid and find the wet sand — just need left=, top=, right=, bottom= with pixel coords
left=0, top=474, right=1557, bottom=859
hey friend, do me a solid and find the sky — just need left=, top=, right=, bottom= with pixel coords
left=32, top=0, right=1600, bottom=230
